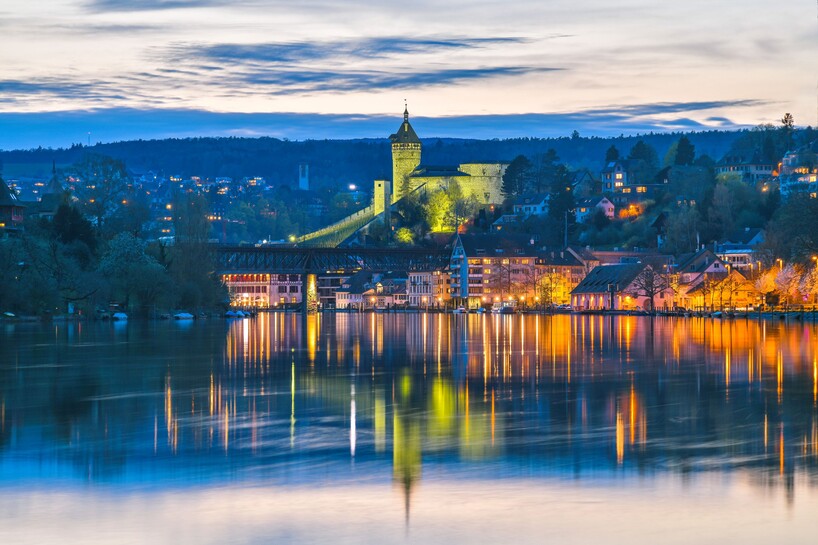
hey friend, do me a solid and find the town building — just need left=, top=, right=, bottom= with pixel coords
left=0, top=179, right=25, bottom=234
left=575, top=197, right=614, bottom=223
left=715, top=153, right=775, bottom=184
left=571, top=263, right=672, bottom=311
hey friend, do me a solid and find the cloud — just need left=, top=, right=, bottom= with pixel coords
left=154, top=36, right=551, bottom=94
left=176, top=37, right=529, bottom=65
left=85, top=0, right=221, bottom=11
left=0, top=102, right=759, bottom=150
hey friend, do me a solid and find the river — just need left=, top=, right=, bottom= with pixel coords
left=1, top=313, right=816, bottom=544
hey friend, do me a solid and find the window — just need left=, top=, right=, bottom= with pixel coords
left=615, top=173, right=623, bottom=180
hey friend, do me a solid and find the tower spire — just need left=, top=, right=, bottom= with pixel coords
left=404, top=100, right=409, bottom=122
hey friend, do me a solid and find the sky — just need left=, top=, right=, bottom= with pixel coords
left=0, top=0, right=816, bottom=149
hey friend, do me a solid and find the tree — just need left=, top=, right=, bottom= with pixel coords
left=605, top=145, right=620, bottom=163
left=663, top=206, right=699, bottom=254
left=627, top=140, right=659, bottom=183
left=69, top=154, right=130, bottom=233
left=502, top=155, right=532, bottom=198
left=395, top=227, right=414, bottom=245
left=546, top=165, right=575, bottom=246
left=628, top=266, right=669, bottom=313
left=532, top=149, right=559, bottom=194
left=51, top=204, right=96, bottom=253
left=628, top=140, right=659, bottom=169
left=422, top=189, right=452, bottom=232
left=674, top=136, right=695, bottom=166
left=99, top=233, right=170, bottom=314
left=775, top=264, right=801, bottom=310
left=781, top=113, right=795, bottom=151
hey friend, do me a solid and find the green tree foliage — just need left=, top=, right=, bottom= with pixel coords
left=423, top=189, right=452, bottom=232
left=532, top=149, right=560, bottom=193
left=502, top=155, right=532, bottom=198
left=394, top=227, right=414, bottom=245
left=627, top=140, right=659, bottom=183
left=99, top=233, right=170, bottom=314
left=546, top=165, right=576, bottom=246
left=628, top=140, right=659, bottom=168
left=766, top=193, right=818, bottom=262
left=674, top=136, right=695, bottom=166
left=51, top=204, right=96, bottom=252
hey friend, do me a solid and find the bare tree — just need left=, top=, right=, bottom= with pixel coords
left=628, top=266, right=669, bottom=313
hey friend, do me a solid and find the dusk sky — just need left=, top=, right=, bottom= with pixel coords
left=0, top=0, right=815, bottom=149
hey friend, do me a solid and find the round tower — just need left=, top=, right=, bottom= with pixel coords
left=389, top=105, right=422, bottom=202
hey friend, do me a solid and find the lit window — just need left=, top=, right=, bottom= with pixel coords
left=615, top=173, right=623, bottom=180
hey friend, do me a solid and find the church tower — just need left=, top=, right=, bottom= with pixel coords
left=389, top=105, right=422, bottom=202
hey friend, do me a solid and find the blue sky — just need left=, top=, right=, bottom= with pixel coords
left=0, top=0, right=815, bottom=149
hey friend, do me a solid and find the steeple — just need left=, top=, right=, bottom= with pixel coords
left=390, top=104, right=421, bottom=145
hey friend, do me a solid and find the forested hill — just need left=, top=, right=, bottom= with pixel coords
left=1, top=130, right=743, bottom=187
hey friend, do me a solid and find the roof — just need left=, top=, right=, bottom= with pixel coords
left=456, top=233, right=538, bottom=257
left=571, top=263, right=646, bottom=294
left=676, top=248, right=723, bottom=273
left=536, top=249, right=583, bottom=267
left=0, top=179, right=24, bottom=207
left=577, top=197, right=611, bottom=208
left=513, top=194, right=549, bottom=206
left=722, top=227, right=764, bottom=246
left=410, top=165, right=468, bottom=178
left=389, top=107, right=421, bottom=145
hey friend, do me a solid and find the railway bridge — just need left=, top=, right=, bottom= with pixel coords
left=213, top=244, right=451, bottom=312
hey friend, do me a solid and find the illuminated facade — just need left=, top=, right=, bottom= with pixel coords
left=407, top=270, right=448, bottom=308
left=387, top=107, right=507, bottom=205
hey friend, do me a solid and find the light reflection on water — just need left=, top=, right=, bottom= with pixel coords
left=1, top=313, right=817, bottom=544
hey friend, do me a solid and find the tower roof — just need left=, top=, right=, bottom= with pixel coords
left=389, top=106, right=421, bottom=145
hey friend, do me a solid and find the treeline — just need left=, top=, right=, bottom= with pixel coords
left=0, top=199, right=227, bottom=317
left=0, top=130, right=748, bottom=188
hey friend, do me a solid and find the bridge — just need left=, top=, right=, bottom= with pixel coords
left=214, top=244, right=452, bottom=312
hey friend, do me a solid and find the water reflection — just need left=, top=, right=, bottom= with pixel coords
left=1, top=314, right=818, bottom=536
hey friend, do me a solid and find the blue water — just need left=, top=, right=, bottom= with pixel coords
left=1, top=313, right=816, bottom=544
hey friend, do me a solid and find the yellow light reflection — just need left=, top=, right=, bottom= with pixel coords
left=616, top=409, right=624, bottom=465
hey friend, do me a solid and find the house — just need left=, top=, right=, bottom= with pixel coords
left=715, top=228, right=765, bottom=272
left=672, top=248, right=757, bottom=309
left=534, top=249, right=587, bottom=306
left=491, top=214, right=520, bottom=231
left=408, top=270, right=448, bottom=308
left=575, top=197, right=614, bottom=223
left=570, top=169, right=599, bottom=198
left=571, top=263, right=672, bottom=311
left=680, top=268, right=757, bottom=311
left=450, top=234, right=539, bottom=308
left=512, top=194, right=549, bottom=218
left=715, top=153, right=775, bottom=184
left=0, top=179, right=25, bottom=234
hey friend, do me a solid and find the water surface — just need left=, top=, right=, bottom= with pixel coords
left=1, top=314, right=816, bottom=544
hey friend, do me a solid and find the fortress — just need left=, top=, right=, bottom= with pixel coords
left=298, top=108, right=509, bottom=244
left=373, top=107, right=508, bottom=215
